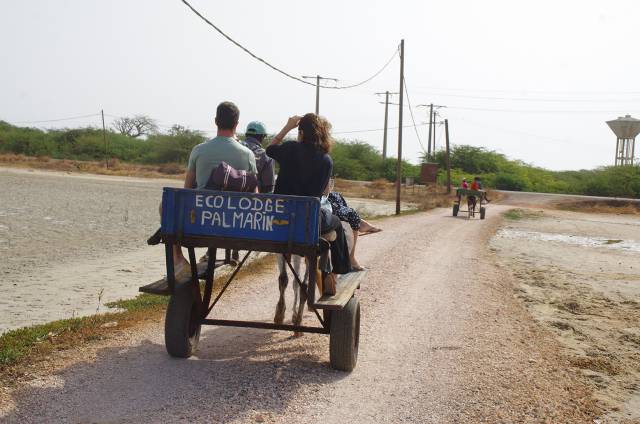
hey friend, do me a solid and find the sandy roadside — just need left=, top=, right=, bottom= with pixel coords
left=0, top=206, right=598, bottom=423
left=491, top=208, right=640, bottom=422
left=0, top=167, right=414, bottom=333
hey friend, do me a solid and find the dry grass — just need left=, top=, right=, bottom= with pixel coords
left=0, top=253, right=277, bottom=387
left=0, top=153, right=184, bottom=179
left=555, top=199, right=640, bottom=216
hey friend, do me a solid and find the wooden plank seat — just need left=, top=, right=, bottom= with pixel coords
left=139, top=259, right=235, bottom=295
left=314, top=270, right=367, bottom=310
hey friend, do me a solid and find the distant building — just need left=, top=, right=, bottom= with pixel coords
left=606, top=115, right=640, bottom=166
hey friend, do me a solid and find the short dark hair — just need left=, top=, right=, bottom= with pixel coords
left=215, top=101, right=240, bottom=130
left=249, top=133, right=266, bottom=142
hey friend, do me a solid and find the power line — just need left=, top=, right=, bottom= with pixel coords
left=411, top=89, right=640, bottom=103
left=445, top=105, right=631, bottom=114
left=412, top=84, right=640, bottom=96
left=333, top=122, right=428, bottom=135
left=402, top=75, right=425, bottom=153
left=181, top=0, right=398, bottom=90
left=9, top=113, right=100, bottom=124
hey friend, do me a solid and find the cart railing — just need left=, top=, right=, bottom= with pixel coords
left=161, top=188, right=320, bottom=249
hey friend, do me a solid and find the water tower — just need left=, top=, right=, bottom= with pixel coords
left=606, top=114, right=640, bottom=166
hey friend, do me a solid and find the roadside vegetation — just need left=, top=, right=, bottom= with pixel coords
left=0, top=295, right=168, bottom=378
left=427, top=145, right=640, bottom=198
left=0, top=120, right=421, bottom=182
left=2, top=120, right=639, bottom=198
left=555, top=199, right=640, bottom=215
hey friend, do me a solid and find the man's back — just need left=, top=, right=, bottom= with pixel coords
left=242, top=136, right=275, bottom=192
left=188, top=136, right=257, bottom=189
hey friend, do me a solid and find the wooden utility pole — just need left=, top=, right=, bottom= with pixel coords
left=315, top=75, right=320, bottom=114
left=427, top=103, right=433, bottom=160
left=302, top=75, right=337, bottom=115
left=375, top=91, right=398, bottom=160
left=433, top=112, right=437, bottom=153
left=445, top=119, right=452, bottom=194
left=383, top=91, right=389, bottom=159
left=101, top=109, right=108, bottom=169
left=395, top=39, right=405, bottom=215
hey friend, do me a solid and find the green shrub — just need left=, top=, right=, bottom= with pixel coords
left=494, top=174, right=526, bottom=191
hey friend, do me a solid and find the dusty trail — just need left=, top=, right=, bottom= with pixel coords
left=0, top=168, right=413, bottom=333
left=0, top=206, right=596, bottom=423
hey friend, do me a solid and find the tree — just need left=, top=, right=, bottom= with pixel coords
left=112, top=115, right=158, bottom=138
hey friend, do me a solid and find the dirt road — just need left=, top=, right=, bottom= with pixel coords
left=0, top=205, right=597, bottom=423
left=0, top=168, right=414, bottom=333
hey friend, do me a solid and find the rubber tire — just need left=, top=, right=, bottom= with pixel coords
left=165, top=284, right=201, bottom=358
left=453, top=204, right=459, bottom=217
left=329, top=296, right=360, bottom=372
left=480, top=207, right=486, bottom=220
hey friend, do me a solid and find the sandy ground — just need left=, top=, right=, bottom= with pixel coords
left=491, top=207, right=640, bottom=422
left=0, top=167, right=414, bottom=333
left=0, top=205, right=599, bottom=423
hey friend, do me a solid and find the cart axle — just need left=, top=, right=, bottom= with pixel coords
left=201, top=319, right=329, bottom=334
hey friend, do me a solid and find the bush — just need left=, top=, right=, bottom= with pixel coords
left=494, top=174, right=526, bottom=191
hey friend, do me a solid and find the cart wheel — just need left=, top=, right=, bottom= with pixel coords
left=329, top=296, right=360, bottom=371
left=165, top=284, right=201, bottom=358
left=452, top=204, right=459, bottom=217
left=480, top=207, right=486, bottom=220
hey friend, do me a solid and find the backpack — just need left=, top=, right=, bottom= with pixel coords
left=206, top=161, right=258, bottom=192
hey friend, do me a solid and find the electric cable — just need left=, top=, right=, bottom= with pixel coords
left=181, top=0, right=398, bottom=89
left=402, top=74, right=426, bottom=153
left=9, top=113, right=100, bottom=124
left=333, top=122, right=428, bottom=135
left=410, top=90, right=640, bottom=103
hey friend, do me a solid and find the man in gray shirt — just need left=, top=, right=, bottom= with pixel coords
left=242, top=121, right=275, bottom=193
left=172, top=101, right=256, bottom=277
left=184, top=102, right=257, bottom=189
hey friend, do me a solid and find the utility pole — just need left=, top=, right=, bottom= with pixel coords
left=302, top=75, right=338, bottom=115
left=427, top=103, right=433, bottom=159
left=433, top=111, right=438, bottom=154
left=101, top=109, right=108, bottom=169
left=445, top=119, right=452, bottom=194
left=395, top=39, right=404, bottom=216
left=417, top=103, right=445, bottom=161
left=375, top=91, right=398, bottom=159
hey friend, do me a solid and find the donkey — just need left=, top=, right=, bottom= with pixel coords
left=274, top=255, right=308, bottom=329
left=273, top=222, right=354, bottom=329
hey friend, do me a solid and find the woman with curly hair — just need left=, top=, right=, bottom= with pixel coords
left=267, top=113, right=352, bottom=293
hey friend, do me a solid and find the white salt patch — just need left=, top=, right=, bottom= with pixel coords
left=496, top=228, right=640, bottom=253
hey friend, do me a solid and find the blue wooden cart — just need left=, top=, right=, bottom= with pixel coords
left=139, top=188, right=363, bottom=371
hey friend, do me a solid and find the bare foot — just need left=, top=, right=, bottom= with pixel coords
left=351, top=258, right=365, bottom=271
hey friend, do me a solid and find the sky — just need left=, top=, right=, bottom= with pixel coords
left=1, top=0, right=639, bottom=171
